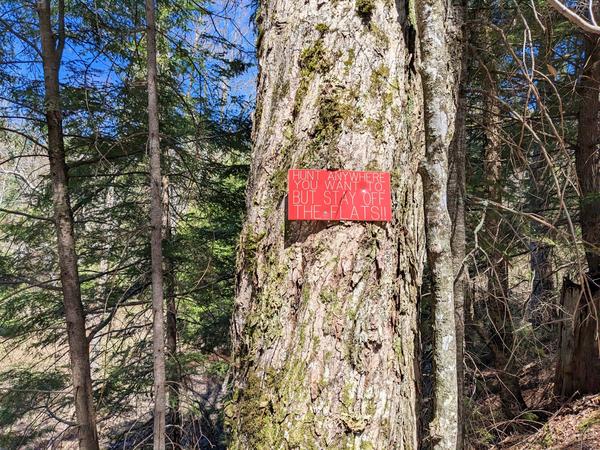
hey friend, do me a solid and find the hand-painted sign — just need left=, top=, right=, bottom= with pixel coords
left=287, top=169, right=392, bottom=221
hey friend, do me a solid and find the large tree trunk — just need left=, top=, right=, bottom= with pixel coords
left=415, top=0, right=460, bottom=446
left=555, top=26, right=600, bottom=397
left=145, top=0, right=167, bottom=447
left=575, top=35, right=600, bottom=277
left=555, top=279, right=600, bottom=396
left=228, top=0, right=424, bottom=447
left=35, top=2, right=99, bottom=448
left=481, top=50, right=526, bottom=418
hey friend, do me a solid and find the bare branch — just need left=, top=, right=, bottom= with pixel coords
left=548, top=0, right=600, bottom=34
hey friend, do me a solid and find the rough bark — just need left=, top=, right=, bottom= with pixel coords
left=415, top=0, right=460, bottom=446
left=481, top=48, right=526, bottom=418
left=145, top=0, right=167, bottom=447
left=555, top=279, right=600, bottom=396
left=555, top=22, right=600, bottom=396
left=575, top=34, right=600, bottom=277
left=229, top=0, right=424, bottom=447
left=35, top=2, right=99, bottom=448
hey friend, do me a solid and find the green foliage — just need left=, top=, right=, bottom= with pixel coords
left=0, top=0, right=252, bottom=445
left=294, top=39, right=332, bottom=117
left=577, top=411, right=600, bottom=433
left=0, top=369, right=66, bottom=447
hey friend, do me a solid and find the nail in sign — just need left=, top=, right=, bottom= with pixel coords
left=288, top=169, right=392, bottom=221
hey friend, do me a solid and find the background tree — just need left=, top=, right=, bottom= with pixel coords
left=553, top=0, right=600, bottom=397
left=0, top=1, right=252, bottom=447
left=144, top=0, right=167, bottom=446
left=36, top=1, right=99, bottom=447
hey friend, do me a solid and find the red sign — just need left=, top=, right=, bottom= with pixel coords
left=288, top=169, right=392, bottom=221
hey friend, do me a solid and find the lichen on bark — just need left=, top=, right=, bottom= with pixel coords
left=229, top=0, right=426, bottom=447
left=415, top=0, right=461, bottom=445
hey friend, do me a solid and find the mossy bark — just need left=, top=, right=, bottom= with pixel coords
left=229, top=0, right=424, bottom=447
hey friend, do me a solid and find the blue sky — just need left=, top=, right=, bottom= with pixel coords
left=0, top=0, right=257, bottom=131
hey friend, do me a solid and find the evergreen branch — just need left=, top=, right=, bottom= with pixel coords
left=0, top=207, right=53, bottom=222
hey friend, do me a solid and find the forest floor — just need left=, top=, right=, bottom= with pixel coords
left=489, top=358, right=600, bottom=450
left=498, top=394, right=600, bottom=449
left=4, top=339, right=598, bottom=449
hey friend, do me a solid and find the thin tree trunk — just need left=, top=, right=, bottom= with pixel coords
left=481, top=62, right=526, bottom=418
left=448, top=19, right=468, bottom=450
left=229, top=0, right=423, bottom=447
left=527, top=161, right=554, bottom=330
left=145, top=0, right=166, bottom=447
left=527, top=145, right=554, bottom=327
left=165, top=265, right=180, bottom=448
left=526, top=31, right=555, bottom=328
left=35, top=2, right=99, bottom=449
left=163, top=175, right=181, bottom=448
left=415, top=0, right=460, bottom=446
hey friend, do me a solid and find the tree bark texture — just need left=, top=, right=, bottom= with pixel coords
left=555, top=279, right=600, bottom=396
left=229, top=0, right=425, bottom=447
left=145, top=0, right=167, bottom=447
left=447, top=13, right=468, bottom=449
left=36, top=1, right=99, bottom=448
left=555, top=26, right=600, bottom=397
left=415, top=0, right=460, bottom=446
left=575, top=34, right=600, bottom=277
